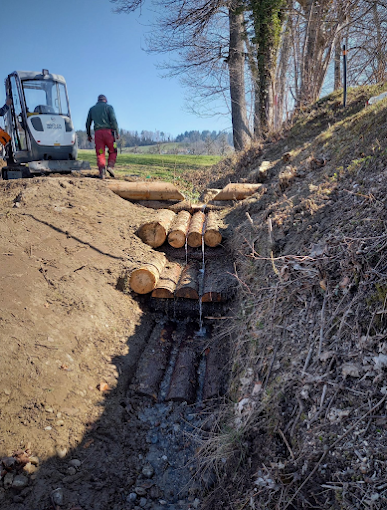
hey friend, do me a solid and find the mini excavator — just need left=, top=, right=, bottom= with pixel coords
left=0, top=69, right=89, bottom=179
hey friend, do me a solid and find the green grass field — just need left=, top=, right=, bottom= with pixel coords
left=78, top=150, right=221, bottom=199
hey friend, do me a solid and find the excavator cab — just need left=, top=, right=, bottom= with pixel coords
left=2, top=69, right=89, bottom=179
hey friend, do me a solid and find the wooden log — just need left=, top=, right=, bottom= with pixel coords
left=168, top=210, right=191, bottom=248
left=107, top=181, right=185, bottom=201
left=175, top=262, right=199, bottom=299
left=166, top=335, right=199, bottom=404
left=212, top=183, right=262, bottom=201
left=161, top=244, right=228, bottom=261
left=137, top=209, right=176, bottom=248
left=136, top=201, right=226, bottom=213
left=202, top=339, right=227, bottom=400
left=203, top=211, right=223, bottom=248
left=133, top=322, right=174, bottom=399
left=129, top=253, right=166, bottom=294
left=187, top=211, right=205, bottom=248
left=202, top=259, right=236, bottom=302
left=151, top=262, right=183, bottom=299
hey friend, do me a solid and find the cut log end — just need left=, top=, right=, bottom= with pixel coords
left=130, top=268, right=158, bottom=294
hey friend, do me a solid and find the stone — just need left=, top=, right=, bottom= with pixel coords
left=3, top=473, right=14, bottom=489
left=23, top=463, right=37, bottom=475
left=126, top=477, right=135, bottom=488
left=69, top=459, right=81, bottom=468
left=135, top=486, right=147, bottom=496
left=139, top=497, right=147, bottom=507
left=29, top=456, right=40, bottom=466
left=193, top=498, right=200, bottom=509
left=67, top=466, right=77, bottom=475
left=51, top=487, right=64, bottom=506
left=13, top=495, right=24, bottom=503
left=55, top=445, right=68, bottom=459
left=2, top=457, right=17, bottom=469
left=127, top=492, right=137, bottom=502
left=142, top=464, right=154, bottom=478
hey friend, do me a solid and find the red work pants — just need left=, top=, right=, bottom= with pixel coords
left=94, top=129, right=117, bottom=169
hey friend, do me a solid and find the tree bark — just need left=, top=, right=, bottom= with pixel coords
left=107, top=181, right=185, bottom=201
left=175, top=262, right=199, bottom=299
left=187, top=212, right=206, bottom=248
left=228, top=5, right=250, bottom=151
left=151, top=262, right=183, bottom=298
left=129, top=253, right=167, bottom=294
left=203, top=211, right=223, bottom=248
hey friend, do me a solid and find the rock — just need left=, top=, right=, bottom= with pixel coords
left=2, top=457, right=17, bottom=469
left=29, top=456, right=39, bottom=466
left=67, top=466, right=77, bottom=475
left=135, top=486, right=147, bottom=496
left=127, top=493, right=137, bottom=502
left=342, top=363, right=360, bottom=378
left=55, top=445, right=68, bottom=459
left=139, top=497, right=147, bottom=507
left=23, top=462, right=37, bottom=475
left=142, top=464, right=154, bottom=478
left=126, top=477, right=135, bottom=488
left=193, top=499, right=200, bottom=509
left=51, top=487, right=64, bottom=506
left=159, top=500, right=167, bottom=505
left=12, top=475, right=28, bottom=489
left=3, top=473, right=14, bottom=489
left=69, top=459, right=81, bottom=468
left=149, top=485, right=161, bottom=499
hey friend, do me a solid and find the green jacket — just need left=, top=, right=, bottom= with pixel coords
left=86, top=101, right=118, bottom=136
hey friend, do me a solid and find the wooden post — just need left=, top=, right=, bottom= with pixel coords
left=137, top=209, right=176, bottom=248
left=187, top=211, right=206, bottom=248
left=175, top=262, right=199, bottom=299
left=212, top=183, right=262, bottom=200
left=168, top=210, right=191, bottom=248
left=107, top=181, right=185, bottom=201
left=129, top=253, right=166, bottom=294
left=203, top=211, right=223, bottom=248
left=151, top=262, right=183, bottom=298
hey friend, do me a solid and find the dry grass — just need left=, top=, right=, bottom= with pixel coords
left=197, top=84, right=387, bottom=509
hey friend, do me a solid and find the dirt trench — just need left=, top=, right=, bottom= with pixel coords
left=0, top=177, right=236, bottom=510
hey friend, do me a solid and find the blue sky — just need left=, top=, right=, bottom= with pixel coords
left=1, top=0, right=231, bottom=137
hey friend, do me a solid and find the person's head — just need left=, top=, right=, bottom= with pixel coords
left=98, top=94, right=107, bottom=103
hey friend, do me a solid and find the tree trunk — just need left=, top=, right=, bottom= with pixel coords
left=228, top=5, right=250, bottom=151
left=203, top=211, right=223, bottom=248
left=168, top=210, right=191, bottom=248
left=175, top=262, right=199, bottom=299
left=334, top=35, right=341, bottom=90
left=151, top=262, right=183, bottom=298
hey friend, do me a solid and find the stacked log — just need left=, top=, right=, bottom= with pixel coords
left=175, top=262, right=199, bottom=299
left=151, top=262, right=183, bottom=299
left=129, top=252, right=166, bottom=294
left=136, top=209, right=176, bottom=248
left=166, top=334, right=199, bottom=403
left=107, top=181, right=185, bottom=201
left=212, top=183, right=262, bottom=201
left=202, top=259, right=236, bottom=302
left=203, top=211, right=222, bottom=248
left=133, top=322, right=174, bottom=399
left=168, top=210, right=191, bottom=248
left=187, top=211, right=205, bottom=248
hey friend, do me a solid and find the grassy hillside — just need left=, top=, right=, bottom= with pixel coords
left=200, top=83, right=387, bottom=510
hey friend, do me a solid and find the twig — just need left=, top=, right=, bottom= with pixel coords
left=283, top=394, right=387, bottom=509
left=318, top=292, right=327, bottom=357
left=278, top=428, right=295, bottom=460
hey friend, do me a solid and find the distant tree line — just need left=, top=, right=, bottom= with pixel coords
left=76, top=128, right=233, bottom=155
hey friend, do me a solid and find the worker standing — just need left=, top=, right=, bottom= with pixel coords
left=86, top=94, right=120, bottom=179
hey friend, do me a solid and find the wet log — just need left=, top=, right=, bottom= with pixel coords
left=203, top=211, right=222, bottom=248
left=202, top=259, right=236, bottom=302
left=133, top=322, right=174, bottom=399
left=166, top=337, right=199, bottom=403
left=160, top=244, right=228, bottom=261
left=212, top=183, right=262, bottom=201
left=137, top=209, right=176, bottom=248
left=151, top=262, right=183, bottom=299
left=129, top=252, right=166, bottom=294
left=187, top=211, right=206, bottom=248
left=175, top=262, right=199, bottom=299
left=168, top=210, right=191, bottom=248
left=202, top=339, right=227, bottom=400
left=107, top=181, right=185, bottom=201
